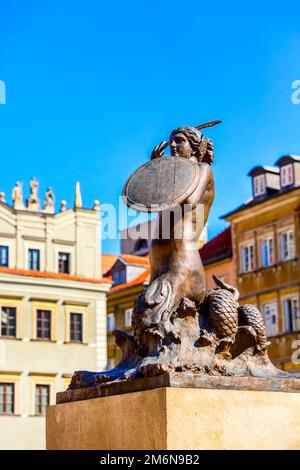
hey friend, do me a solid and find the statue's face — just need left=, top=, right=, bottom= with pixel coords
left=169, top=132, right=192, bottom=159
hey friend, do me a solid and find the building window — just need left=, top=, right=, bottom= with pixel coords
left=284, top=298, right=300, bottom=333
left=107, top=313, right=115, bottom=332
left=36, top=309, right=51, bottom=340
left=0, top=246, right=9, bottom=267
left=28, top=249, right=40, bottom=271
left=280, top=231, right=295, bottom=261
left=253, top=175, right=265, bottom=197
left=260, top=238, right=274, bottom=267
left=1, top=306, right=16, bottom=338
left=263, top=303, right=278, bottom=337
left=112, top=268, right=126, bottom=286
left=124, top=308, right=133, bottom=328
left=58, top=252, right=70, bottom=274
left=65, top=305, right=86, bottom=343
left=241, top=244, right=254, bottom=273
left=35, top=384, right=50, bottom=416
left=0, top=383, right=14, bottom=415
left=70, top=312, right=83, bottom=342
left=281, top=164, right=293, bottom=187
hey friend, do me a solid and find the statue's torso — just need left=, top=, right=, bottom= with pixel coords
left=149, top=164, right=214, bottom=303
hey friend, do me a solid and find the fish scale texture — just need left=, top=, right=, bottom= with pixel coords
left=238, top=304, right=267, bottom=350
left=207, top=289, right=239, bottom=338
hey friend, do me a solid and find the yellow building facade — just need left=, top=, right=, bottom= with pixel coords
left=224, top=156, right=300, bottom=373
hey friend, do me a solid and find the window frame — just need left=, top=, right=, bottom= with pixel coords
left=64, top=305, right=87, bottom=343
left=36, top=309, right=52, bottom=340
left=240, top=243, right=255, bottom=273
left=112, top=268, right=127, bottom=286
left=28, top=248, right=41, bottom=271
left=0, top=245, right=9, bottom=267
left=0, top=299, right=22, bottom=339
left=279, top=230, right=295, bottom=262
left=262, top=302, right=278, bottom=337
left=58, top=252, right=71, bottom=274
left=32, top=302, right=57, bottom=341
left=253, top=174, right=266, bottom=197
left=260, top=237, right=274, bottom=267
left=1, top=306, right=17, bottom=338
left=35, top=384, right=50, bottom=416
left=280, top=164, right=294, bottom=188
left=0, top=382, right=15, bottom=415
left=69, top=311, right=83, bottom=343
left=0, top=374, right=20, bottom=416
left=283, top=296, right=300, bottom=333
left=30, top=375, right=55, bottom=417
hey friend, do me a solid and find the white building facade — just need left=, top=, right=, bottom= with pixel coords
left=0, top=181, right=111, bottom=449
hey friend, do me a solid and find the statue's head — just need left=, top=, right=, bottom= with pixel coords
left=169, top=126, right=213, bottom=164
left=169, top=126, right=202, bottom=160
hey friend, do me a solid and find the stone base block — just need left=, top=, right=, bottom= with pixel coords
left=46, top=387, right=300, bottom=450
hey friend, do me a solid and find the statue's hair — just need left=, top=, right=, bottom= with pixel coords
left=169, top=126, right=214, bottom=165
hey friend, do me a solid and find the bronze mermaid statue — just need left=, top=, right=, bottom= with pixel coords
left=69, top=122, right=293, bottom=390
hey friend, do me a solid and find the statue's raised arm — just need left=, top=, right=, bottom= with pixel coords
left=150, top=140, right=168, bottom=160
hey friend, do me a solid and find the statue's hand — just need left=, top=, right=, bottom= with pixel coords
left=150, top=140, right=168, bottom=160
left=199, top=137, right=214, bottom=165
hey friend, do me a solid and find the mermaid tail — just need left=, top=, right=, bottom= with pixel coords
left=206, top=275, right=239, bottom=344
left=205, top=275, right=268, bottom=355
left=238, top=304, right=269, bottom=352
left=132, top=275, right=180, bottom=354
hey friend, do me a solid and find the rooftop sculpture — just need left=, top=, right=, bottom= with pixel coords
left=44, top=187, right=55, bottom=214
left=12, top=181, right=24, bottom=210
left=68, top=121, right=300, bottom=394
left=2, top=180, right=98, bottom=214
left=26, top=177, right=40, bottom=211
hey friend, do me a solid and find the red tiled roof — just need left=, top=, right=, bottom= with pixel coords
left=119, top=254, right=149, bottom=266
left=200, top=226, right=232, bottom=265
left=109, top=268, right=150, bottom=293
left=102, top=254, right=118, bottom=275
left=103, top=253, right=150, bottom=277
left=0, top=267, right=112, bottom=284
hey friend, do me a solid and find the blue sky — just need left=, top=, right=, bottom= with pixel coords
left=0, top=1, right=299, bottom=254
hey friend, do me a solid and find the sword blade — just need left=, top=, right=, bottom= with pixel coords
left=195, top=120, right=222, bottom=130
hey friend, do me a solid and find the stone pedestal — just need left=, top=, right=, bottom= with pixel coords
left=46, top=385, right=300, bottom=450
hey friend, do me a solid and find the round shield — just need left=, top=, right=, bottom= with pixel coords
left=122, top=157, right=201, bottom=213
